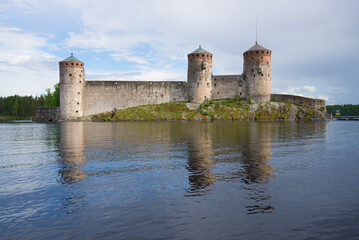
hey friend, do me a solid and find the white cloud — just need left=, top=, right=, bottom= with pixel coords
left=0, top=26, right=58, bottom=96
left=111, top=53, right=150, bottom=65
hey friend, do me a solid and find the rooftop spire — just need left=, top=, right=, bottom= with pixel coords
left=255, top=17, right=258, bottom=44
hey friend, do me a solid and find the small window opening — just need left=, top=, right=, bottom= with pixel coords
left=77, top=102, right=79, bottom=105
left=78, top=92, right=80, bottom=94
left=256, top=51, right=258, bottom=54
left=217, top=92, right=219, bottom=94
left=79, top=75, right=81, bottom=77
left=197, top=54, right=199, bottom=57
left=253, top=74, right=256, bottom=77
left=69, top=74, right=72, bottom=76
left=76, top=63, right=79, bottom=66
left=79, top=81, right=82, bottom=83
left=202, top=54, right=204, bottom=57
left=252, top=69, right=254, bottom=72
left=207, top=82, right=209, bottom=87
left=204, top=96, right=206, bottom=98
left=76, top=110, right=78, bottom=113
left=161, top=94, right=163, bottom=97
left=262, top=51, right=264, bottom=53
left=66, top=63, right=68, bottom=65
left=71, top=63, right=74, bottom=65
left=214, top=83, right=217, bottom=87
left=261, top=74, right=264, bottom=76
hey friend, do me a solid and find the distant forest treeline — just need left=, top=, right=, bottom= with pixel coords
left=326, top=104, right=359, bottom=116
left=0, top=83, right=59, bottom=118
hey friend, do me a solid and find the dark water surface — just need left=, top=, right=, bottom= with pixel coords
left=0, top=121, right=358, bottom=239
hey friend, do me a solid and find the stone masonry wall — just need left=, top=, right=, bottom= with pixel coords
left=211, top=75, right=245, bottom=100
left=35, top=107, right=60, bottom=122
left=271, top=94, right=326, bottom=111
left=83, top=81, right=188, bottom=116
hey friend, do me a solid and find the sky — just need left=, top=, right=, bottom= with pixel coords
left=0, top=0, right=358, bottom=104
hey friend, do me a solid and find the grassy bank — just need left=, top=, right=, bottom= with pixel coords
left=88, top=98, right=329, bottom=121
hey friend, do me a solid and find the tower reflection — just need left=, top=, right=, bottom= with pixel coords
left=58, top=122, right=87, bottom=184
left=185, top=123, right=216, bottom=195
left=239, top=122, right=275, bottom=214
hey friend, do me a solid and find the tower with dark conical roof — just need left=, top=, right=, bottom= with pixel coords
left=187, top=46, right=213, bottom=103
left=243, top=43, right=272, bottom=102
left=59, top=53, right=85, bottom=120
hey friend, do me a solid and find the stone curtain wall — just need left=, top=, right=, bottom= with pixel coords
left=211, top=75, right=245, bottom=100
left=83, top=81, right=188, bottom=116
left=35, top=107, right=60, bottom=122
left=271, top=94, right=326, bottom=111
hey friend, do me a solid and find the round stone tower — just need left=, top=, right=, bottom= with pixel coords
left=187, top=46, right=213, bottom=103
left=59, top=53, right=85, bottom=120
left=243, top=43, right=272, bottom=102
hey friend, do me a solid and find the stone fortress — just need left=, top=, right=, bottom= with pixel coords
left=58, top=42, right=326, bottom=120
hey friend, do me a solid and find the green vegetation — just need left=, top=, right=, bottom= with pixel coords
left=0, top=83, right=59, bottom=118
left=326, top=104, right=359, bottom=116
left=89, top=98, right=329, bottom=121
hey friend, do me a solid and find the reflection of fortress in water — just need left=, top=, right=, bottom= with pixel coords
left=57, top=121, right=327, bottom=213
left=59, top=122, right=86, bottom=183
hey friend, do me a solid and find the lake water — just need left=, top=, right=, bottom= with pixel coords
left=0, top=121, right=358, bottom=239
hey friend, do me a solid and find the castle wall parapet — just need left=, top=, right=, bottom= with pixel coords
left=83, top=80, right=188, bottom=116
left=271, top=94, right=326, bottom=111
left=211, top=75, right=245, bottom=100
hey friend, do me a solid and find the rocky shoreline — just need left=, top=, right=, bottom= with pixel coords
left=84, top=99, right=330, bottom=122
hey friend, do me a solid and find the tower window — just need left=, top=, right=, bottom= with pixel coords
left=79, top=81, right=82, bottom=83
left=204, top=96, right=206, bottom=98
left=253, top=74, right=255, bottom=77
left=250, top=51, right=253, bottom=54
left=71, top=63, right=74, bottom=65
left=76, top=63, right=79, bottom=66
left=207, top=82, right=209, bottom=87
left=78, top=92, right=80, bottom=94
left=256, top=51, right=258, bottom=54
left=262, top=51, right=264, bottom=53
left=79, top=75, right=81, bottom=77
left=77, top=102, right=79, bottom=105
left=214, top=83, right=217, bottom=87
left=81, top=64, right=83, bottom=66
left=252, top=69, right=254, bottom=72
left=69, top=74, right=72, bottom=76
left=261, top=74, right=264, bottom=76
left=66, top=63, right=68, bottom=65
left=197, top=54, right=199, bottom=57
left=76, top=110, right=78, bottom=113
left=202, top=54, right=204, bottom=57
